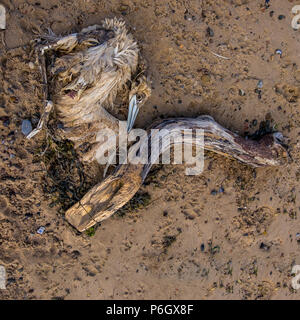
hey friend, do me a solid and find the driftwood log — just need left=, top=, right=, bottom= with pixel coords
left=65, top=116, right=288, bottom=232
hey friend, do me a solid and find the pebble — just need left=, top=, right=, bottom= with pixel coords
left=239, top=89, right=246, bottom=96
left=28, top=62, right=35, bottom=70
left=257, top=80, right=263, bottom=89
left=211, top=189, right=218, bottom=195
left=119, top=4, right=129, bottom=15
left=252, top=119, right=258, bottom=126
left=218, top=187, right=224, bottom=193
left=21, top=120, right=32, bottom=136
left=200, top=243, right=205, bottom=251
left=2, top=117, right=10, bottom=127
left=278, top=15, right=285, bottom=20
left=275, top=49, right=282, bottom=57
left=206, top=27, right=214, bottom=37
left=259, top=242, right=270, bottom=251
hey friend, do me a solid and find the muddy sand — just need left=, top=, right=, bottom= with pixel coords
left=1, top=0, right=300, bottom=300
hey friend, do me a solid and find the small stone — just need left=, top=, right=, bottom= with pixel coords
left=239, top=89, right=245, bottom=96
left=1, top=117, right=10, bottom=127
left=200, top=243, right=205, bottom=251
left=28, top=62, right=35, bottom=70
left=185, top=15, right=193, bottom=21
left=71, top=250, right=81, bottom=259
left=206, top=27, right=214, bottom=37
left=257, top=80, right=263, bottom=89
left=252, top=119, right=258, bottom=126
left=239, top=89, right=246, bottom=97
left=218, top=187, right=224, bottom=193
left=275, top=49, right=282, bottom=57
left=21, top=120, right=32, bottom=136
left=119, top=4, right=129, bottom=15
left=278, top=15, right=285, bottom=20
left=259, top=242, right=270, bottom=251
left=211, top=189, right=218, bottom=195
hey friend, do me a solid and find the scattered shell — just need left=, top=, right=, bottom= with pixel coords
left=21, top=120, right=33, bottom=136
left=0, top=5, right=5, bottom=30
left=28, top=62, right=35, bottom=70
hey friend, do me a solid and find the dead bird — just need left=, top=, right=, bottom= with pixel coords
left=28, top=17, right=151, bottom=162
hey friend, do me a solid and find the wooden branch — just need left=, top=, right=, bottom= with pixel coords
left=65, top=115, right=288, bottom=232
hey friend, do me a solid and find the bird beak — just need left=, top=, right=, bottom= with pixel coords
left=127, top=95, right=139, bottom=132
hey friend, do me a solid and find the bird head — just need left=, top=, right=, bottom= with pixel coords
left=127, top=75, right=151, bottom=132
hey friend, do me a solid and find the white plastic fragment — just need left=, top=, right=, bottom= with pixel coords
left=0, top=5, right=6, bottom=30
left=37, top=227, right=45, bottom=235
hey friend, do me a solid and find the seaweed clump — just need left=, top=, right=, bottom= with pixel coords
left=116, top=192, right=151, bottom=217
left=36, top=135, right=100, bottom=213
